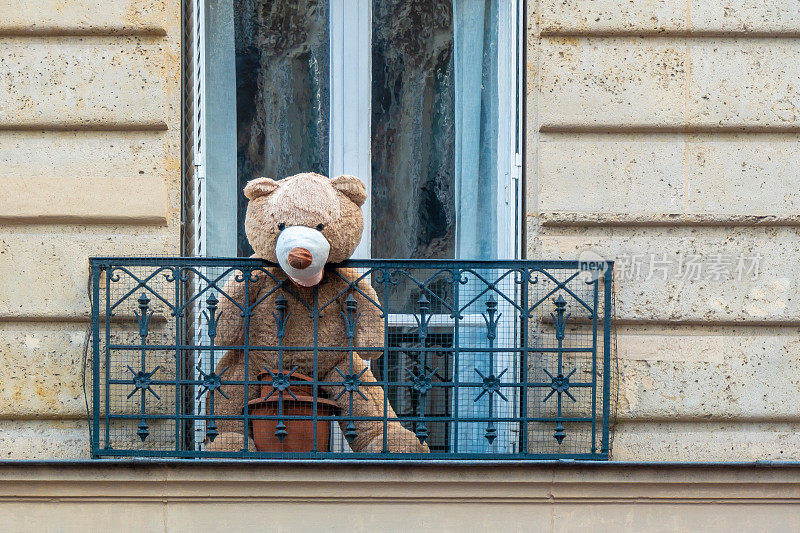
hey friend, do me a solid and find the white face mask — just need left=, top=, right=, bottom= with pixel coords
left=275, top=225, right=331, bottom=287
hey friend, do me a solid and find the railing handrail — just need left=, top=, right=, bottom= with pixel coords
left=90, top=257, right=615, bottom=269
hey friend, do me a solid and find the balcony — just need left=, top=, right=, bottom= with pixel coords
left=89, top=258, right=614, bottom=460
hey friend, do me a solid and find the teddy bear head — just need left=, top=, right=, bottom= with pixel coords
left=243, top=172, right=366, bottom=286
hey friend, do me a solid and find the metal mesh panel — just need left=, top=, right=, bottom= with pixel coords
left=90, top=258, right=613, bottom=459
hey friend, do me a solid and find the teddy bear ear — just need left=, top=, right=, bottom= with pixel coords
left=243, top=177, right=279, bottom=200
left=330, top=175, right=366, bottom=206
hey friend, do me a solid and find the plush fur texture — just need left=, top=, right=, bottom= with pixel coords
left=206, top=172, right=428, bottom=453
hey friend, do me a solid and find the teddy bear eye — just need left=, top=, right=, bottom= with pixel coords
left=316, top=223, right=325, bottom=231
left=277, top=222, right=285, bottom=231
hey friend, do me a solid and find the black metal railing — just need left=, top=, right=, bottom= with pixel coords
left=89, top=257, right=614, bottom=459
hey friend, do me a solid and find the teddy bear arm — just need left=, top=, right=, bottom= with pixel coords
left=215, top=272, right=261, bottom=347
left=323, top=355, right=428, bottom=453
left=353, top=276, right=385, bottom=360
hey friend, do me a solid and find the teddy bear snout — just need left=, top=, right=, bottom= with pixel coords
left=287, top=247, right=313, bottom=269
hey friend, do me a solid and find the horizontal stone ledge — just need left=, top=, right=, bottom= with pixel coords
left=613, top=318, right=800, bottom=328
left=538, top=124, right=800, bottom=135
left=0, top=122, right=168, bottom=132
left=537, top=0, right=800, bottom=38
left=0, top=415, right=89, bottom=422
left=537, top=213, right=800, bottom=228
left=0, top=176, right=167, bottom=225
left=0, top=315, right=90, bottom=323
left=0, top=0, right=172, bottom=38
left=1, top=461, right=800, bottom=497
left=614, top=416, right=800, bottom=424
left=538, top=131, right=800, bottom=142
left=0, top=26, right=167, bottom=37
left=537, top=30, right=800, bottom=39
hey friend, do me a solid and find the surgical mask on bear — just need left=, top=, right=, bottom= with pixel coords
left=275, top=225, right=331, bottom=287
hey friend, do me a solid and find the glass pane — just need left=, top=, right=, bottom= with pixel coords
left=371, top=0, right=456, bottom=260
left=234, top=0, right=330, bottom=255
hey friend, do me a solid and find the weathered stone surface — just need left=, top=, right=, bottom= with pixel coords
left=0, top=229, right=177, bottom=318
left=0, top=0, right=181, bottom=463
left=538, top=0, right=685, bottom=35
left=691, top=1, right=800, bottom=34
left=0, top=420, right=88, bottom=459
left=689, top=41, right=800, bottom=129
left=687, top=138, right=800, bottom=215
left=538, top=39, right=685, bottom=130
left=1, top=176, right=167, bottom=224
left=535, top=136, right=800, bottom=218
left=534, top=226, right=799, bottom=322
left=617, top=325, right=800, bottom=419
left=0, top=323, right=87, bottom=418
left=538, top=1, right=800, bottom=35
left=613, top=421, right=800, bottom=461
left=0, top=131, right=168, bottom=179
left=539, top=39, right=800, bottom=130
left=537, top=138, right=685, bottom=214
left=0, top=38, right=171, bottom=127
left=0, top=0, right=169, bottom=35
left=0, top=320, right=177, bottom=418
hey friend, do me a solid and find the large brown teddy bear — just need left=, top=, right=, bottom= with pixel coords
left=206, top=172, right=428, bottom=454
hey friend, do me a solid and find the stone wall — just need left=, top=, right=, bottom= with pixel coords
left=1, top=0, right=797, bottom=462
left=527, top=1, right=800, bottom=460
left=0, top=0, right=181, bottom=458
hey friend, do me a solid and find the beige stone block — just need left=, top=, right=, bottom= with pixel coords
left=0, top=322, right=88, bottom=418
left=537, top=138, right=685, bottom=214
left=0, top=38, right=171, bottom=128
left=689, top=41, right=800, bottom=128
left=539, top=39, right=800, bottom=131
left=0, top=131, right=169, bottom=179
left=0, top=228, right=176, bottom=318
left=0, top=420, right=88, bottom=459
left=0, top=0, right=169, bottom=35
left=534, top=226, right=799, bottom=322
left=616, top=325, right=800, bottom=419
left=535, top=135, right=800, bottom=219
left=537, top=0, right=800, bottom=35
left=539, top=0, right=685, bottom=35
left=0, top=320, right=177, bottom=420
left=687, top=138, right=800, bottom=215
left=538, top=39, right=686, bottom=130
left=613, top=421, right=800, bottom=461
left=0, top=176, right=167, bottom=224
left=691, top=1, right=800, bottom=34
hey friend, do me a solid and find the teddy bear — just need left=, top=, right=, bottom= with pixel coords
left=205, top=172, right=428, bottom=454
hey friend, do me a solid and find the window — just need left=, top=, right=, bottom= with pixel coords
left=190, top=0, right=523, bottom=260
left=184, top=0, right=527, bottom=455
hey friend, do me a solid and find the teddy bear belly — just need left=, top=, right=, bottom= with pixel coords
left=247, top=312, right=351, bottom=379
left=249, top=348, right=350, bottom=380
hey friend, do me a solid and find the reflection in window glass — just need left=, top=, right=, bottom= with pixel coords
left=234, top=0, right=330, bottom=255
left=371, top=0, right=455, bottom=260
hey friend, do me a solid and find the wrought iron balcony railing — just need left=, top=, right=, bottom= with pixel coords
left=89, top=257, right=614, bottom=460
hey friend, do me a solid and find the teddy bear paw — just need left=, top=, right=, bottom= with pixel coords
left=204, top=432, right=257, bottom=453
